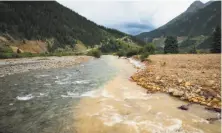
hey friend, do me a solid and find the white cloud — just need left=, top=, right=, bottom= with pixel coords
left=57, top=0, right=209, bottom=33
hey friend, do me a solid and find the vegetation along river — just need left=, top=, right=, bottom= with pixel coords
left=0, top=55, right=220, bottom=133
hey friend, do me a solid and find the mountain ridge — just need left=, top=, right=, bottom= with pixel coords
left=136, top=1, right=221, bottom=40
left=0, top=1, right=145, bottom=53
left=185, top=0, right=204, bottom=13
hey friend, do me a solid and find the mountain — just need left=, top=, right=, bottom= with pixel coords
left=0, top=1, right=143, bottom=54
left=204, top=1, right=214, bottom=7
left=136, top=1, right=221, bottom=43
left=185, top=1, right=204, bottom=13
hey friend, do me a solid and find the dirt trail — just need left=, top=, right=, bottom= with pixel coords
left=73, top=56, right=221, bottom=133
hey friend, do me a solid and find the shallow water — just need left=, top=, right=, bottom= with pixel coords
left=0, top=55, right=221, bottom=133
left=0, top=56, right=118, bottom=133
left=74, top=56, right=221, bottom=133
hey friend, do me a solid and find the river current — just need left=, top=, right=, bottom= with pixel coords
left=0, top=56, right=221, bottom=133
left=0, top=56, right=117, bottom=133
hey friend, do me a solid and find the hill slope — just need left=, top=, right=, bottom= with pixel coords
left=137, top=1, right=221, bottom=42
left=0, top=1, right=143, bottom=53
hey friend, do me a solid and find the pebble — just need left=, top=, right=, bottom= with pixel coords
left=195, top=89, right=201, bottom=93
left=213, top=74, right=217, bottom=77
left=156, top=76, right=161, bottom=80
left=0, top=56, right=90, bottom=76
left=185, top=82, right=191, bottom=87
left=131, top=64, right=221, bottom=108
left=205, top=80, right=215, bottom=86
left=177, top=78, right=183, bottom=84
left=173, top=90, right=184, bottom=97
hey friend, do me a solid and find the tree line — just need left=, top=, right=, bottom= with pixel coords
left=164, top=26, right=221, bottom=54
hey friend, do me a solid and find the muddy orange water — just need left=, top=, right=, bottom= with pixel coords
left=73, top=56, right=221, bottom=133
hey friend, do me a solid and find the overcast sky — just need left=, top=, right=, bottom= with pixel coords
left=57, top=0, right=209, bottom=35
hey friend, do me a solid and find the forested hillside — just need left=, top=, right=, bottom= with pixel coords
left=0, top=1, right=143, bottom=51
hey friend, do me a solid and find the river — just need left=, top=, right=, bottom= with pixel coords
left=0, top=55, right=220, bottom=133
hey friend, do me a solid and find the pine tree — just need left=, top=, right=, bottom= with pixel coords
left=211, top=26, right=221, bottom=53
left=189, top=45, right=197, bottom=54
left=164, top=36, right=179, bottom=54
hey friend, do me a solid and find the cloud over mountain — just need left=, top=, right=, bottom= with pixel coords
left=57, top=0, right=209, bottom=35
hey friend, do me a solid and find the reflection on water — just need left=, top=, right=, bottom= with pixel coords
left=0, top=56, right=118, bottom=133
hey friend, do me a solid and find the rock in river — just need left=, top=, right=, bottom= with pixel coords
left=173, top=90, right=184, bottom=97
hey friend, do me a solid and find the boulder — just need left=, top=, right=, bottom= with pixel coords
left=191, top=98, right=199, bottom=103
left=178, top=103, right=192, bottom=111
left=212, top=98, right=220, bottom=103
left=168, top=88, right=175, bottom=94
left=180, top=96, right=187, bottom=100
left=195, top=89, right=201, bottom=93
left=172, top=90, right=184, bottom=97
left=206, top=117, right=221, bottom=123
left=205, top=107, right=221, bottom=113
left=16, top=48, right=23, bottom=53
left=201, top=101, right=207, bottom=105
left=178, top=105, right=188, bottom=110
left=207, top=102, right=212, bottom=106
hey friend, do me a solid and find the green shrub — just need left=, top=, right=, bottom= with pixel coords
left=0, top=53, right=20, bottom=59
left=87, top=49, right=101, bottom=58
left=75, top=51, right=85, bottom=55
left=143, top=43, right=155, bottom=54
left=39, top=53, right=48, bottom=57
left=138, top=47, right=144, bottom=54
left=0, top=53, right=11, bottom=59
left=126, top=48, right=139, bottom=57
left=189, top=46, right=197, bottom=54
left=116, top=50, right=126, bottom=57
left=140, top=52, right=150, bottom=61
left=112, top=53, right=117, bottom=56
left=0, top=46, right=13, bottom=53
left=19, top=52, right=34, bottom=57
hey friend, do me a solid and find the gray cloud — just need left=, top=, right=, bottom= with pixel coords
left=57, top=0, right=209, bottom=34
left=108, top=22, right=154, bottom=35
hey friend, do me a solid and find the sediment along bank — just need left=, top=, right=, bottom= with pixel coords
left=73, top=55, right=221, bottom=133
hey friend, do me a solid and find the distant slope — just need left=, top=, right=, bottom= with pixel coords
left=137, top=1, right=221, bottom=42
left=0, top=1, right=143, bottom=52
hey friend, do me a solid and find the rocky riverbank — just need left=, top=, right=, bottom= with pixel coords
left=0, top=56, right=92, bottom=76
left=131, top=54, right=221, bottom=109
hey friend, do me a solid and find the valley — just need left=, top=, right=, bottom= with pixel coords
left=0, top=55, right=221, bottom=133
left=0, top=0, right=221, bottom=133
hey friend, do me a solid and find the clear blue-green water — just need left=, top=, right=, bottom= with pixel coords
left=0, top=56, right=118, bottom=133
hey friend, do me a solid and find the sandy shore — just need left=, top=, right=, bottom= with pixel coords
left=0, top=56, right=92, bottom=76
left=132, top=54, right=221, bottom=108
